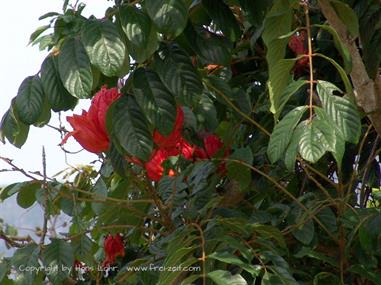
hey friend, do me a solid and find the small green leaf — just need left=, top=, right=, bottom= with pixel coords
left=81, top=19, right=127, bottom=77
left=109, top=96, right=153, bottom=161
left=313, top=272, right=340, bottom=285
left=317, top=80, right=361, bottom=144
left=132, top=68, right=177, bottom=136
left=91, top=177, right=107, bottom=215
left=209, top=252, right=261, bottom=276
left=0, top=260, right=9, bottom=282
left=202, top=0, right=241, bottom=42
left=16, top=182, right=40, bottom=209
left=119, top=5, right=159, bottom=63
left=275, top=79, right=307, bottom=120
left=14, top=75, right=45, bottom=125
left=29, top=24, right=50, bottom=45
left=41, top=56, right=77, bottom=111
left=58, top=38, right=93, bottom=99
left=267, top=106, right=308, bottom=163
left=145, top=0, right=188, bottom=38
left=208, top=270, right=247, bottom=285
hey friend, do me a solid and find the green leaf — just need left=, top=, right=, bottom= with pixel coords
left=119, top=5, right=159, bottom=63
left=82, top=19, right=127, bottom=77
left=194, top=94, right=218, bottom=131
left=331, top=0, right=359, bottom=38
left=317, top=80, right=361, bottom=144
left=268, top=59, right=299, bottom=116
left=262, top=0, right=293, bottom=68
left=196, top=34, right=231, bottom=66
left=284, top=123, right=304, bottom=171
left=14, top=75, right=45, bottom=125
left=297, top=118, right=335, bottom=163
left=154, top=45, right=203, bottom=101
left=227, top=147, right=253, bottom=189
left=0, top=103, right=30, bottom=148
left=209, top=252, right=261, bottom=276
left=29, top=24, right=50, bottom=45
left=208, top=270, right=247, bottom=285
left=11, top=244, right=40, bottom=285
left=16, top=181, right=40, bottom=209
left=313, top=272, right=340, bottom=285
left=315, top=24, right=352, bottom=73
left=202, top=0, right=241, bottom=42
left=109, top=96, right=153, bottom=161
left=91, top=177, right=107, bottom=215
left=267, top=106, right=308, bottom=163
left=72, top=235, right=94, bottom=264
left=145, top=0, right=188, bottom=38
left=348, top=264, right=381, bottom=285
left=274, top=79, right=307, bottom=120
left=314, top=53, right=352, bottom=94
left=43, top=239, right=74, bottom=284
left=132, top=68, right=177, bottom=135
left=58, top=37, right=93, bottom=99
left=0, top=260, right=9, bottom=282
left=41, top=56, right=77, bottom=111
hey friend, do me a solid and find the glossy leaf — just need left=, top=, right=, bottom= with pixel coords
left=132, top=68, right=177, bottom=135
left=14, top=75, right=45, bottom=125
left=82, top=19, right=127, bottom=77
left=145, top=0, right=188, bottom=38
left=109, top=96, right=153, bottom=161
left=58, top=38, right=93, bottom=99
left=40, top=56, right=77, bottom=111
left=267, top=106, right=308, bottom=163
left=208, top=270, right=247, bottom=285
left=317, top=80, right=361, bottom=144
left=331, top=0, right=359, bottom=38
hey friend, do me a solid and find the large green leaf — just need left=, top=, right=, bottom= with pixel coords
left=58, top=37, right=93, bottom=99
left=297, top=118, right=335, bottom=163
left=132, top=68, right=177, bottom=135
left=209, top=252, right=261, bottom=276
left=14, top=75, right=45, bottom=125
left=145, top=0, right=188, bottom=38
left=262, top=0, right=293, bottom=68
left=81, top=19, right=126, bottom=77
left=208, top=270, right=248, bottom=285
left=0, top=102, right=30, bottom=148
left=154, top=45, right=203, bottom=101
left=196, top=34, right=231, bottom=66
left=40, top=56, right=77, bottom=111
left=11, top=244, right=40, bottom=285
left=268, top=59, right=299, bottom=117
left=317, top=80, right=361, bottom=144
left=201, top=0, right=241, bottom=42
left=119, top=5, right=159, bottom=63
left=42, top=239, right=74, bottom=284
left=267, top=106, right=308, bottom=163
left=109, top=96, right=153, bottom=161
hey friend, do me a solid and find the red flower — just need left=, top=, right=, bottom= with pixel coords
left=288, top=30, right=309, bottom=76
left=153, top=106, right=184, bottom=149
left=194, top=134, right=224, bottom=159
left=61, top=86, right=121, bottom=153
left=103, top=234, right=125, bottom=266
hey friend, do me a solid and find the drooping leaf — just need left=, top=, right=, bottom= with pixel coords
left=331, top=0, right=360, bottom=38
left=14, top=75, right=45, bottom=125
left=267, top=106, right=308, bottom=163
left=317, top=80, right=361, bottom=144
left=275, top=79, right=307, bottom=120
left=58, top=37, right=93, bottom=99
left=109, top=96, right=153, bottom=161
left=119, top=5, right=159, bottom=63
left=81, top=19, right=127, bottom=77
left=154, top=45, right=203, bottom=102
left=132, top=68, right=177, bottom=136
left=145, top=0, right=189, bottom=38
left=40, top=56, right=77, bottom=111
left=0, top=103, right=30, bottom=148
left=201, top=0, right=241, bottom=42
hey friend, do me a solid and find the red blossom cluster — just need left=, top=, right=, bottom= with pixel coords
left=103, top=234, right=125, bottom=266
left=61, top=86, right=122, bottom=153
left=143, top=107, right=226, bottom=181
left=288, top=30, right=309, bottom=76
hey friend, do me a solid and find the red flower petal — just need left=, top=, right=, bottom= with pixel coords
left=103, top=234, right=125, bottom=266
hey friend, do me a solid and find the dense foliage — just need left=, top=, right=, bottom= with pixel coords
left=1, top=0, right=381, bottom=284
